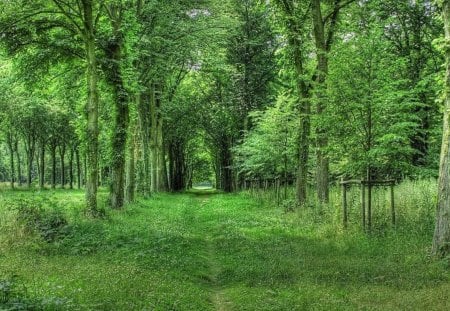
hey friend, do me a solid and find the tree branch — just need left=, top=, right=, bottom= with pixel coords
left=323, top=0, right=357, bottom=24
left=51, top=0, right=84, bottom=34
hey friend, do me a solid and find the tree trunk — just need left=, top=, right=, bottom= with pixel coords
left=219, top=136, right=233, bottom=193
left=59, top=144, right=66, bottom=188
left=82, top=0, right=100, bottom=215
left=150, top=84, right=158, bottom=192
left=156, top=105, right=168, bottom=192
left=36, top=148, right=40, bottom=187
left=51, top=145, right=57, bottom=189
left=84, top=154, right=87, bottom=187
left=15, top=140, right=22, bottom=187
left=106, top=13, right=129, bottom=209
left=312, top=0, right=329, bottom=203
left=76, top=148, right=81, bottom=189
left=137, top=92, right=151, bottom=197
left=7, top=133, right=15, bottom=189
left=292, top=43, right=311, bottom=205
left=125, top=122, right=137, bottom=203
left=433, top=0, right=450, bottom=257
left=169, top=140, right=186, bottom=192
left=168, top=142, right=174, bottom=191
left=25, top=134, right=36, bottom=188
left=69, top=146, right=74, bottom=189
left=39, top=142, right=45, bottom=189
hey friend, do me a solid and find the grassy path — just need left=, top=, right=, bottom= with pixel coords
left=206, top=232, right=231, bottom=311
left=0, top=189, right=449, bottom=310
left=194, top=192, right=231, bottom=311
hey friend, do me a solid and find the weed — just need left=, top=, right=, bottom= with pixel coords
left=0, top=277, right=40, bottom=310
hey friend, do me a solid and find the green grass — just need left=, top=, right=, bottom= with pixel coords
left=0, top=181, right=449, bottom=310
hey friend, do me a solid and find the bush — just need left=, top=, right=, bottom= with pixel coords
left=0, top=276, right=40, bottom=310
left=13, top=199, right=69, bottom=242
left=0, top=276, right=69, bottom=310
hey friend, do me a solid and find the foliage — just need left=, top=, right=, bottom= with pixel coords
left=12, top=198, right=69, bottom=243
left=234, top=92, right=298, bottom=178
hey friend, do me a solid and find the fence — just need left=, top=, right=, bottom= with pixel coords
left=240, top=177, right=398, bottom=231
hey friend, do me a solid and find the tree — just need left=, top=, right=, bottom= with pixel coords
left=234, top=93, right=297, bottom=182
left=373, top=0, right=442, bottom=168
left=327, top=20, right=417, bottom=179
left=433, top=0, right=450, bottom=258
left=311, top=0, right=357, bottom=203
left=273, top=0, right=312, bottom=205
left=227, top=0, right=276, bottom=131
left=0, top=0, right=102, bottom=214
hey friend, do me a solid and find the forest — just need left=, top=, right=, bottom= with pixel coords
left=1, top=0, right=450, bottom=310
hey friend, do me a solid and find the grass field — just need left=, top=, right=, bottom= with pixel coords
left=0, top=183, right=449, bottom=310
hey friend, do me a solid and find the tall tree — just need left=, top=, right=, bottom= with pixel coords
left=273, top=0, right=312, bottom=205
left=101, top=3, right=130, bottom=209
left=0, top=0, right=102, bottom=214
left=433, top=0, right=450, bottom=258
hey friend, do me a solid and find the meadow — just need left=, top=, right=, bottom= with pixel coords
left=0, top=180, right=449, bottom=310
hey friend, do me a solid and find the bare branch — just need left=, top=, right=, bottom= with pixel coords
left=51, top=0, right=84, bottom=34
left=323, top=0, right=357, bottom=24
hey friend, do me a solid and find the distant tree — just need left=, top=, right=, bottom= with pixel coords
left=234, top=93, right=297, bottom=181
left=0, top=0, right=103, bottom=214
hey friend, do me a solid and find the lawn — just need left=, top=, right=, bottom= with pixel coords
left=0, top=186, right=449, bottom=310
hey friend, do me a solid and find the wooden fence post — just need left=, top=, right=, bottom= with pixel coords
left=367, top=180, right=372, bottom=231
left=390, top=182, right=395, bottom=227
left=361, top=181, right=366, bottom=231
left=342, top=178, right=348, bottom=228
left=276, top=178, right=280, bottom=206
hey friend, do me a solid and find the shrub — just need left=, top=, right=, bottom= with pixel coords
left=0, top=276, right=69, bottom=310
left=13, top=199, right=69, bottom=242
left=0, top=276, right=40, bottom=310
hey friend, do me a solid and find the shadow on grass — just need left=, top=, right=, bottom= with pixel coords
left=45, top=214, right=448, bottom=293
left=212, top=231, right=448, bottom=291
left=186, top=188, right=224, bottom=197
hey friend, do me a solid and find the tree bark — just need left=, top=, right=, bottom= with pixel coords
left=51, top=144, right=57, bottom=189
left=15, top=140, right=22, bottom=187
left=82, top=0, right=100, bottom=215
left=292, top=41, right=311, bottom=205
left=6, top=132, right=15, bottom=189
left=219, top=136, right=233, bottom=193
left=169, top=140, right=186, bottom=192
left=156, top=102, right=168, bottom=192
left=76, top=148, right=81, bottom=189
left=312, top=0, right=330, bottom=203
left=59, top=144, right=66, bottom=188
left=39, top=142, right=45, bottom=189
left=150, top=84, right=158, bottom=192
left=105, top=8, right=129, bottom=209
left=125, top=121, right=137, bottom=203
left=433, top=0, right=450, bottom=257
left=137, top=92, right=151, bottom=197
left=69, top=146, right=74, bottom=189
left=25, top=133, right=36, bottom=188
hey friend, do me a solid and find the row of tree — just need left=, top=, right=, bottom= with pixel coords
left=0, top=0, right=226, bottom=214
